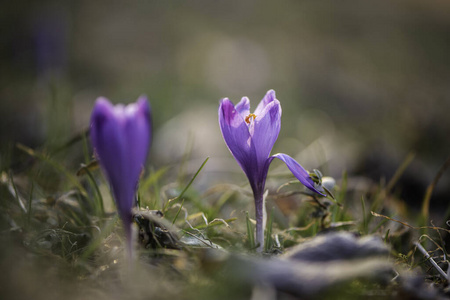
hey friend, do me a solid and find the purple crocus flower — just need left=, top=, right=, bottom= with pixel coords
left=218, top=90, right=325, bottom=251
left=90, top=96, right=151, bottom=252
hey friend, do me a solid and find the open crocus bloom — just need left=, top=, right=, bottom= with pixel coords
left=90, top=96, right=151, bottom=252
left=219, top=90, right=325, bottom=251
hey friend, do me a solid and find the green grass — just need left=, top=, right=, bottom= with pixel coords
left=1, top=129, right=449, bottom=300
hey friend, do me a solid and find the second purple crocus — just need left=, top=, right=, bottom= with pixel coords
left=90, top=96, right=151, bottom=254
left=218, top=90, right=325, bottom=251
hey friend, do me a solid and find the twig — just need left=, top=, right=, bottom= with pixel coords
left=414, top=242, right=448, bottom=280
left=371, top=211, right=450, bottom=234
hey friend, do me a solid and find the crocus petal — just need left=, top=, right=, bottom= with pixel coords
left=122, top=96, right=151, bottom=182
left=91, top=98, right=129, bottom=208
left=90, top=96, right=151, bottom=241
left=252, top=99, right=281, bottom=170
left=269, top=153, right=326, bottom=196
left=254, top=89, right=276, bottom=116
left=219, top=98, right=258, bottom=181
left=235, top=96, right=251, bottom=118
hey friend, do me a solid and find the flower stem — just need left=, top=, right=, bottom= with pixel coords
left=254, top=191, right=266, bottom=252
left=122, top=214, right=134, bottom=262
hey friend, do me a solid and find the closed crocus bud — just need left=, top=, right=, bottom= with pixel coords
left=90, top=95, right=151, bottom=253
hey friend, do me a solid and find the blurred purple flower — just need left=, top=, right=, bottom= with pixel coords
left=219, top=90, right=325, bottom=251
left=90, top=96, right=151, bottom=251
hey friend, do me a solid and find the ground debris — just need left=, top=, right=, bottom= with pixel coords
left=198, top=231, right=449, bottom=299
left=133, top=209, right=181, bottom=250
left=282, top=231, right=389, bottom=262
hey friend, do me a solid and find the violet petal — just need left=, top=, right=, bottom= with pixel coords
left=90, top=96, right=151, bottom=239
left=218, top=98, right=258, bottom=181
left=269, top=153, right=326, bottom=196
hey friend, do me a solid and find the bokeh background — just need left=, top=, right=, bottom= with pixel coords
left=1, top=0, right=449, bottom=211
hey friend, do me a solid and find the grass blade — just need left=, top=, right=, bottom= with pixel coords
left=422, top=156, right=450, bottom=225
left=27, top=181, right=34, bottom=227
left=163, top=157, right=209, bottom=212
left=246, top=212, right=255, bottom=250
left=17, top=143, right=87, bottom=197
left=8, top=171, right=27, bottom=213
left=172, top=199, right=185, bottom=225
left=264, top=207, right=274, bottom=252
left=81, top=215, right=119, bottom=259
left=139, top=166, right=169, bottom=193
left=333, top=170, right=347, bottom=222
left=78, top=164, right=104, bottom=216
left=361, top=196, right=367, bottom=234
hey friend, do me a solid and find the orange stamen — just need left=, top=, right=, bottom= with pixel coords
left=245, top=113, right=257, bottom=124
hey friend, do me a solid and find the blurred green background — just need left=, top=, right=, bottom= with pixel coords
left=1, top=0, right=449, bottom=209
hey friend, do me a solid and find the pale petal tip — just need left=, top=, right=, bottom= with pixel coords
left=219, top=98, right=235, bottom=112
left=265, top=89, right=276, bottom=101
left=136, top=95, right=151, bottom=114
left=136, top=94, right=148, bottom=104
left=220, top=97, right=231, bottom=105
left=94, top=97, right=112, bottom=108
left=92, top=97, right=114, bottom=121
